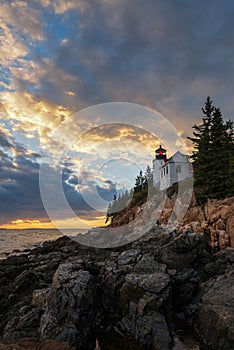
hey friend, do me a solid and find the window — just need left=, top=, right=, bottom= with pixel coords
left=166, top=165, right=168, bottom=174
left=176, top=164, right=181, bottom=173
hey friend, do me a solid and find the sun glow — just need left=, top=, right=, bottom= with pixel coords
left=0, top=219, right=56, bottom=230
left=53, top=216, right=107, bottom=229
left=0, top=216, right=107, bottom=230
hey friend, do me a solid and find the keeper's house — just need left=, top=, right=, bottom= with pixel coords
left=152, top=145, right=193, bottom=190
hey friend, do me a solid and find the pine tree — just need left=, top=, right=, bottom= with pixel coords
left=105, top=203, right=112, bottom=224
left=134, top=170, right=144, bottom=193
left=144, top=165, right=153, bottom=188
left=227, top=120, right=234, bottom=196
left=111, top=194, right=117, bottom=214
left=188, top=97, right=234, bottom=202
left=208, top=108, right=231, bottom=198
left=228, top=142, right=234, bottom=196
left=188, top=96, right=214, bottom=202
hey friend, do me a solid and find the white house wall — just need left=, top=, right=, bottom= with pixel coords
left=153, top=158, right=163, bottom=187
left=153, top=151, right=192, bottom=190
left=160, top=162, right=177, bottom=190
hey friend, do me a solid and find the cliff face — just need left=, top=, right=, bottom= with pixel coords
left=110, top=191, right=234, bottom=251
left=182, top=196, right=234, bottom=250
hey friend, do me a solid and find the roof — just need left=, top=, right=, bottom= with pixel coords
left=155, top=145, right=167, bottom=152
left=161, top=151, right=190, bottom=168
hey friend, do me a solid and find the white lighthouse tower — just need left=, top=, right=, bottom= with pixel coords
left=152, top=145, right=167, bottom=187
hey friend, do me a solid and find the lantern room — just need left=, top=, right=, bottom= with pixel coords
left=155, top=145, right=167, bottom=161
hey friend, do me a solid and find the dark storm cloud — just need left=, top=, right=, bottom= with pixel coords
left=0, top=132, right=114, bottom=224
left=20, top=0, right=232, bottom=142
left=3, top=0, right=233, bottom=134
left=43, top=0, right=234, bottom=111
left=0, top=148, right=43, bottom=223
left=0, top=130, right=13, bottom=148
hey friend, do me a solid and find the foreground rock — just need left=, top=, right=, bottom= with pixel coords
left=0, top=338, right=75, bottom=349
left=196, top=249, right=234, bottom=350
left=40, top=264, right=98, bottom=346
left=0, top=227, right=233, bottom=349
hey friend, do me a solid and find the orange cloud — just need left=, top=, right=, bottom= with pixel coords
left=40, top=0, right=88, bottom=14
left=0, top=90, right=71, bottom=146
left=0, top=219, right=55, bottom=229
left=0, top=20, right=28, bottom=66
left=0, top=1, right=44, bottom=41
left=53, top=216, right=107, bottom=229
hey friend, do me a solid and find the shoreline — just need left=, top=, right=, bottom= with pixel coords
left=0, top=228, right=227, bottom=349
left=0, top=228, right=63, bottom=260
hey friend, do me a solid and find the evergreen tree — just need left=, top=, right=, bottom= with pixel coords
left=105, top=203, right=112, bottom=224
left=188, top=97, right=234, bottom=202
left=208, top=108, right=232, bottom=198
left=105, top=189, right=133, bottom=223
left=134, top=170, right=144, bottom=193
left=228, top=141, right=234, bottom=196
left=188, top=96, right=214, bottom=201
left=144, top=165, right=153, bottom=188
left=110, top=194, right=117, bottom=214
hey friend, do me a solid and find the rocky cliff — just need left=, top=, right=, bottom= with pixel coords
left=183, top=196, right=234, bottom=250
left=0, top=223, right=233, bottom=350
left=110, top=190, right=234, bottom=251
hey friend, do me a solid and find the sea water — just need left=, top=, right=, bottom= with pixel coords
left=0, top=228, right=63, bottom=258
left=0, top=228, right=92, bottom=258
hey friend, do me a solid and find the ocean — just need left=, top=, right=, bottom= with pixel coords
left=0, top=229, right=64, bottom=259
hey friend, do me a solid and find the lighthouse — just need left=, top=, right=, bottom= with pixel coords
left=152, top=145, right=192, bottom=190
left=152, top=145, right=167, bottom=187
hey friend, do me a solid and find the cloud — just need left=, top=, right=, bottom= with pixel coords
left=2, top=0, right=234, bottom=139
left=0, top=128, right=13, bottom=149
left=0, top=1, right=44, bottom=41
left=67, top=124, right=161, bottom=163
left=1, top=0, right=234, bottom=226
left=0, top=129, right=116, bottom=225
left=40, top=0, right=92, bottom=14
left=0, top=91, right=71, bottom=147
left=0, top=21, right=28, bottom=66
left=4, top=0, right=224, bottom=151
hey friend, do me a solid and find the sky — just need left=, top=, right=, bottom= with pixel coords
left=0, top=0, right=234, bottom=229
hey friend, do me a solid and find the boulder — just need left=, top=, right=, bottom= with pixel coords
left=35, top=339, right=76, bottom=350
left=215, top=218, right=226, bottom=230
left=40, top=263, right=97, bottom=345
left=117, top=249, right=140, bottom=266
left=198, top=269, right=234, bottom=350
left=220, top=205, right=231, bottom=220
left=226, top=216, right=234, bottom=248
left=3, top=306, right=43, bottom=339
left=0, top=338, right=75, bottom=350
left=156, top=232, right=209, bottom=269
left=217, top=230, right=230, bottom=250
left=172, top=269, right=200, bottom=307
left=183, top=206, right=205, bottom=224
left=32, top=288, right=51, bottom=308
left=133, top=254, right=167, bottom=274
left=0, top=338, right=39, bottom=350
left=117, top=270, right=172, bottom=349
left=124, top=273, right=170, bottom=295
